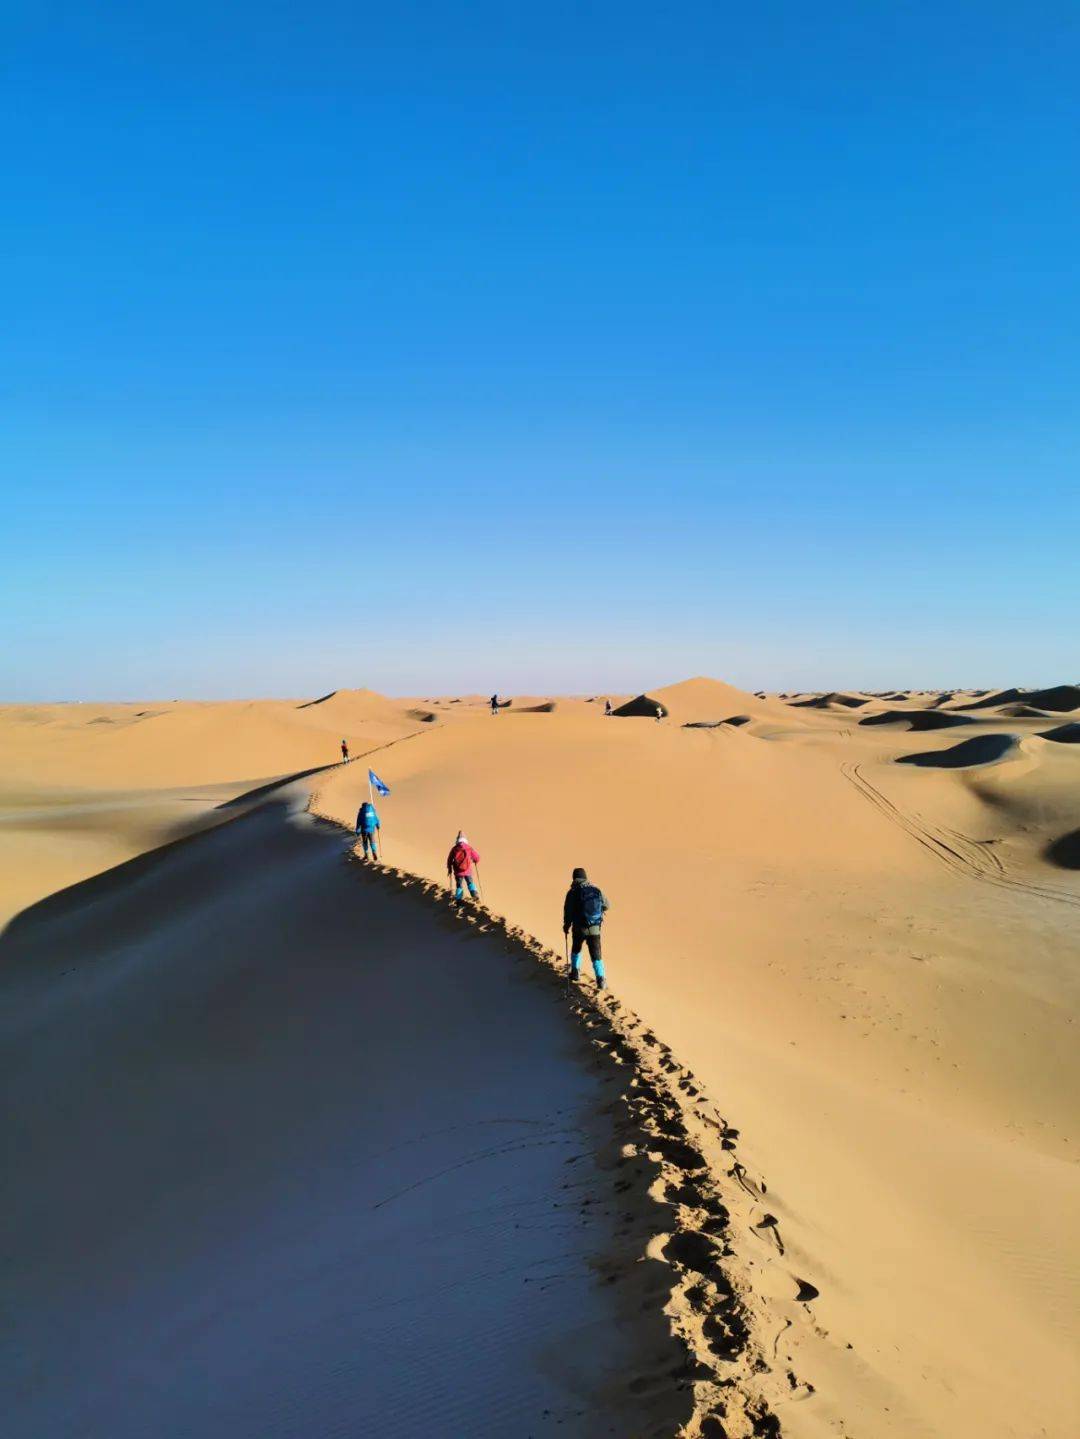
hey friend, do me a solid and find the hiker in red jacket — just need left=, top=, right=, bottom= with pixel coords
left=447, top=832, right=481, bottom=903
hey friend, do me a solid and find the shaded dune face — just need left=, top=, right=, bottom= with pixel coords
left=1040, top=723, right=1080, bottom=744
left=612, top=693, right=668, bottom=717
left=995, top=703, right=1051, bottom=718
left=0, top=796, right=684, bottom=1439
left=683, top=715, right=752, bottom=729
left=787, top=692, right=868, bottom=709
left=860, top=709, right=973, bottom=731
left=897, top=734, right=1018, bottom=768
left=955, top=684, right=1080, bottom=713
left=1046, top=829, right=1080, bottom=869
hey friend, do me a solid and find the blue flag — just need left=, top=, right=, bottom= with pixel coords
left=368, top=769, right=391, bottom=797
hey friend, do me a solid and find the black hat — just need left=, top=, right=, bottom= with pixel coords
left=572, top=867, right=587, bottom=881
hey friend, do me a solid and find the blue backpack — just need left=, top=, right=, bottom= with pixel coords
left=576, top=883, right=604, bottom=926
left=358, top=803, right=377, bottom=831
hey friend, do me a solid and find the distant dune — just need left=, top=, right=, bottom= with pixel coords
left=860, top=708, right=973, bottom=731
left=954, top=683, right=1080, bottom=713
left=787, top=690, right=869, bottom=709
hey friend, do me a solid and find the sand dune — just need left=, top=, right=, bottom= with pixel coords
left=859, top=707, right=974, bottom=731
left=786, top=691, right=868, bottom=710
left=896, top=733, right=1019, bottom=767
left=1041, top=721, right=1080, bottom=744
left=953, top=682, right=1080, bottom=712
left=3, top=679, right=1078, bottom=1438
left=0, top=692, right=425, bottom=922
left=614, top=677, right=786, bottom=726
left=0, top=789, right=708, bottom=1438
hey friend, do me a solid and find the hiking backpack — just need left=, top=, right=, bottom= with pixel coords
left=575, top=884, right=604, bottom=926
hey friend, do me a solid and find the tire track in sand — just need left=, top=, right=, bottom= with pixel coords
left=841, top=761, right=1080, bottom=909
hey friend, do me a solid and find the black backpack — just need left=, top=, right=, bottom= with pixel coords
left=574, top=883, right=604, bottom=926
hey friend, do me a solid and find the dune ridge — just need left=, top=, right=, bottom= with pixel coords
left=327, top=848, right=794, bottom=1438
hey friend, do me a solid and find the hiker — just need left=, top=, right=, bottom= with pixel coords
left=655, top=705, right=663, bottom=722
left=563, top=866, right=609, bottom=990
left=447, top=831, right=481, bottom=902
left=490, top=693, right=499, bottom=715
left=604, top=699, right=613, bottom=716
left=341, top=739, right=349, bottom=763
left=355, top=799, right=380, bottom=860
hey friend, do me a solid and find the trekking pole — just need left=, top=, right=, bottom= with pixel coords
left=564, top=930, right=570, bottom=995
left=474, top=862, right=484, bottom=904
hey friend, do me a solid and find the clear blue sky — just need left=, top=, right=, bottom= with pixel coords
left=3, top=2, right=1078, bottom=700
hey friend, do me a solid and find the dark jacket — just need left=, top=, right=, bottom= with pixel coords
left=563, top=878, right=610, bottom=934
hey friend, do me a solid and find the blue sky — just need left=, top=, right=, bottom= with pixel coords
left=3, top=2, right=1078, bottom=699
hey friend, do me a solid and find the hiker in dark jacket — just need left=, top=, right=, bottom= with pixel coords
left=562, top=866, right=609, bottom=990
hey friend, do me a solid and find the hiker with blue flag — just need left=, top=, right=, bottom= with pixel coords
left=356, top=769, right=391, bottom=860
left=563, top=867, right=609, bottom=991
left=355, top=799, right=381, bottom=860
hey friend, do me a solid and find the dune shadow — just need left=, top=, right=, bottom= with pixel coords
left=788, top=692, right=867, bottom=709
left=897, top=734, right=1018, bottom=769
left=683, top=715, right=751, bottom=729
left=955, top=684, right=1080, bottom=713
left=0, top=795, right=296, bottom=942
left=215, top=763, right=338, bottom=808
left=1040, top=722, right=1080, bottom=745
left=1045, top=829, right=1080, bottom=870
left=612, top=693, right=668, bottom=718
left=861, top=709, right=973, bottom=731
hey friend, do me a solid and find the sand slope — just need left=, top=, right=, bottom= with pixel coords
left=310, top=684, right=1080, bottom=1439
left=3, top=680, right=1078, bottom=1438
left=0, top=789, right=694, bottom=1439
left=0, top=692, right=425, bottom=923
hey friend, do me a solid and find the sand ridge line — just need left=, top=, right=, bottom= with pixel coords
left=308, top=803, right=806, bottom=1438
left=840, top=761, right=1080, bottom=909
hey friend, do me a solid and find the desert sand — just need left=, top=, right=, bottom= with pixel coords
left=2, top=679, right=1078, bottom=1437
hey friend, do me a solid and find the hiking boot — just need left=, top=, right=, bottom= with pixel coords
left=596, top=977, right=607, bottom=992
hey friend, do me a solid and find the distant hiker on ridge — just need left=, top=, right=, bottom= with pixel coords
left=355, top=799, right=380, bottom=860
left=447, top=832, right=481, bottom=903
left=655, top=705, right=663, bottom=722
left=604, top=699, right=613, bottom=716
left=341, top=739, right=349, bottom=763
left=563, top=867, right=609, bottom=991
left=490, top=693, right=500, bottom=715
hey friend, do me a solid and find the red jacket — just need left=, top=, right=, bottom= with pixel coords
left=447, top=842, right=480, bottom=877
